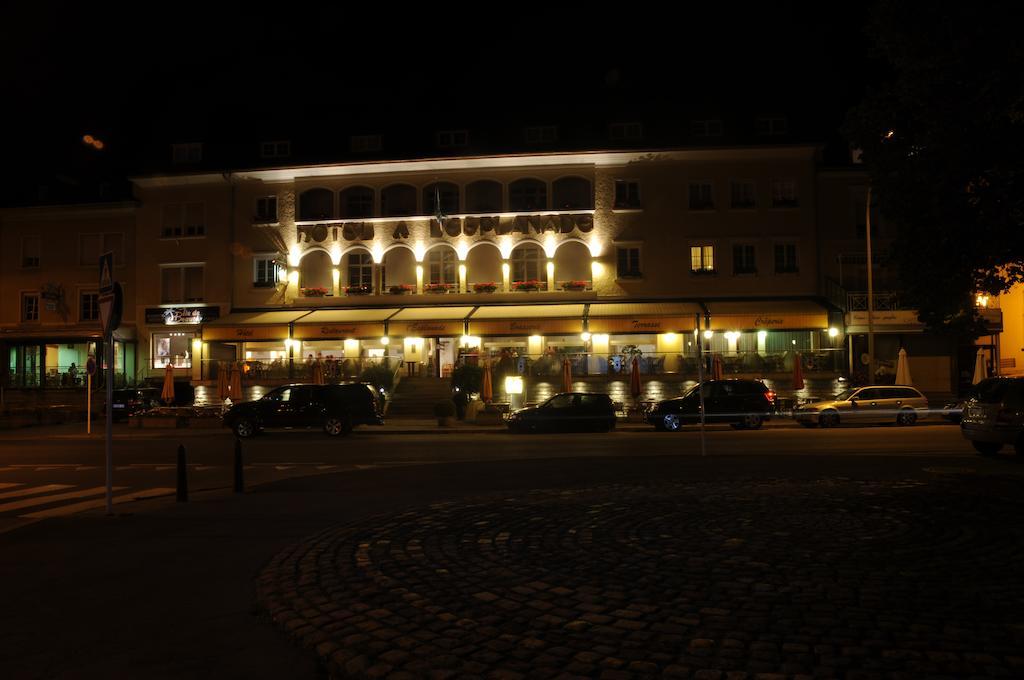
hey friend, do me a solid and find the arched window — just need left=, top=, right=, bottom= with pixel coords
left=423, top=182, right=459, bottom=216
left=510, top=244, right=547, bottom=283
left=552, top=177, right=593, bottom=210
left=339, top=186, right=374, bottom=219
left=298, top=188, right=334, bottom=221
left=508, top=179, right=547, bottom=212
left=380, top=184, right=417, bottom=217
left=428, top=249, right=457, bottom=285
left=465, top=180, right=503, bottom=213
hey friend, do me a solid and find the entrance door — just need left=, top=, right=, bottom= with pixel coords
left=435, top=338, right=456, bottom=378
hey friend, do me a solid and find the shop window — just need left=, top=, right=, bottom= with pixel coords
left=509, top=179, right=547, bottom=212
left=22, top=293, right=39, bottom=322
left=152, top=331, right=194, bottom=369
left=253, top=256, right=280, bottom=288
left=614, top=180, right=641, bottom=209
left=771, top=179, right=799, bottom=208
left=465, top=180, right=503, bottom=213
left=80, top=292, right=99, bottom=321
left=255, top=196, right=278, bottom=223
left=428, top=249, right=457, bottom=285
left=423, top=182, right=460, bottom=216
left=80, top=232, right=125, bottom=265
left=616, top=247, right=642, bottom=278
left=689, top=182, right=715, bottom=210
left=161, top=203, right=205, bottom=238
left=21, top=236, right=40, bottom=268
left=690, top=245, right=715, bottom=274
left=733, top=244, right=757, bottom=274
left=348, top=252, right=374, bottom=287
left=552, top=177, right=593, bottom=210
left=161, top=264, right=204, bottom=303
left=511, top=245, right=547, bottom=283
left=730, top=181, right=757, bottom=209
left=340, top=186, right=375, bottom=218
left=774, top=244, right=799, bottom=273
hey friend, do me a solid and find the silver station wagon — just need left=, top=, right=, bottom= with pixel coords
left=793, top=385, right=929, bottom=427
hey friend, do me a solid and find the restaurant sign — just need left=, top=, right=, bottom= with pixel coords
left=292, top=323, right=385, bottom=340
left=468, top=318, right=582, bottom=336
left=202, top=325, right=288, bottom=341
left=708, top=312, right=828, bottom=331
left=388, top=320, right=465, bottom=337
left=145, top=306, right=221, bottom=326
left=587, top=317, right=695, bottom=333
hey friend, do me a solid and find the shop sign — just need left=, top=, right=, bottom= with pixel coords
left=587, top=317, right=695, bottom=333
left=709, top=312, right=828, bottom=331
left=388, top=320, right=465, bottom=337
left=292, top=323, right=384, bottom=340
left=145, top=306, right=221, bottom=326
left=469, top=318, right=582, bottom=336
left=202, top=325, right=287, bottom=341
left=847, top=310, right=922, bottom=326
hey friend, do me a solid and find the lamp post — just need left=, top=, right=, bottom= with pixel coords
left=865, top=187, right=875, bottom=384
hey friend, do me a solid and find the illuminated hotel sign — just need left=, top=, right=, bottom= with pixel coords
left=145, top=306, right=220, bottom=326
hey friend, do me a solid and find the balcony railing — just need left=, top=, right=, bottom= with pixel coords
left=848, top=291, right=902, bottom=311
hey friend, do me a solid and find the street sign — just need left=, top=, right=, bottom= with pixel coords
left=99, top=282, right=123, bottom=334
left=99, top=251, right=114, bottom=294
left=86, top=356, right=97, bottom=376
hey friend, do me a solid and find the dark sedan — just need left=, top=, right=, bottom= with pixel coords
left=507, top=392, right=616, bottom=433
left=648, top=379, right=776, bottom=431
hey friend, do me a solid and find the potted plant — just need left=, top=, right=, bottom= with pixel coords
left=425, top=282, right=452, bottom=294
left=513, top=279, right=542, bottom=292
left=561, top=280, right=589, bottom=291
left=300, top=286, right=329, bottom=297
left=388, top=284, right=414, bottom=295
left=345, top=284, right=372, bottom=295
left=473, top=282, right=498, bottom=293
left=434, top=399, right=456, bottom=426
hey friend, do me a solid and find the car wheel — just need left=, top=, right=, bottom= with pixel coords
left=324, top=414, right=352, bottom=437
left=234, top=419, right=256, bottom=438
left=742, top=413, right=763, bottom=430
left=972, top=441, right=1002, bottom=456
left=896, top=409, right=917, bottom=426
left=662, top=414, right=682, bottom=432
left=819, top=411, right=839, bottom=428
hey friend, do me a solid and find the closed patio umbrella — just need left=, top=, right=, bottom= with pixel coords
left=312, top=359, right=325, bottom=385
left=481, top=359, right=493, bottom=403
left=630, top=355, right=642, bottom=399
left=792, top=352, right=805, bottom=390
left=562, top=357, right=573, bottom=393
left=711, top=353, right=724, bottom=381
left=161, top=363, right=175, bottom=405
left=230, top=362, right=243, bottom=400
left=217, top=362, right=230, bottom=401
left=972, top=349, right=989, bottom=384
left=895, top=348, right=913, bottom=386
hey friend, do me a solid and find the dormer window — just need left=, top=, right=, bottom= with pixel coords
left=260, top=140, right=290, bottom=158
left=691, top=119, right=723, bottom=137
left=609, top=122, right=643, bottom=141
left=350, top=135, right=382, bottom=152
left=436, top=130, right=469, bottom=148
left=524, top=125, right=558, bottom=143
left=755, top=117, right=788, bottom=136
left=171, top=143, right=202, bottom=164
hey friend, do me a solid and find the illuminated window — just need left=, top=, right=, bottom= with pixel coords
left=152, top=331, right=194, bottom=369
left=691, top=245, right=715, bottom=273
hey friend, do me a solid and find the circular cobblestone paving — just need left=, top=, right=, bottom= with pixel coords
left=258, top=478, right=1024, bottom=679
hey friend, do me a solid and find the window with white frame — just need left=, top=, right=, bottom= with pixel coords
left=348, top=252, right=374, bottom=288
left=755, top=117, right=788, bottom=136
left=253, top=256, right=280, bottom=288
left=524, top=125, right=558, bottom=143
left=690, top=245, right=715, bottom=273
left=732, top=244, right=757, bottom=274
left=688, top=182, right=715, bottom=210
left=260, top=140, right=290, bottom=158
left=774, top=243, right=799, bottom=273
left=614, top=180, right=641, bottom=209
left=79, top=232, right=125, bottom=266
left=80, top=291, right=99, bottom=321
left=511, top=245, right=547, bottom=283
left=691, top=119, right=723, bottom=137
left=350, top=135, right=382, bottom=152
left=427, top=249, right=457, bottom=285
left=770, top=179, right=799, bottom=208
left=22, top=293, right=39, bottom=322
left=161, top=203, right=205, bottom=238
left=171, top=142, right=202, bottom=164
left=255, top=196, right=278, bottom=222
left=609, top=122, right=643, bottom=140
left=616, top=247, right=642, bottom=278
left=436, top=130, right=468, bottom=148
left=730, top=181, right=757, bottom=209
left=161, top=264, right=204, bottom=303
left=21, top=235, right=40, bottom=268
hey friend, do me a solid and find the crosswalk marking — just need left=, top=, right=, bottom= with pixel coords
left=22, top=488, right=175, bottom=519
left=0, top=486, right=124, bottom=514
left=0, top=484, right=74, bottom=500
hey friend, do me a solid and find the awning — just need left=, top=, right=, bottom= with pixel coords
left=706, top=300, right=829, bottom=331
left=292, top=309, right=396, bottom=340
left=468, top=304, right=585, bottom=336
left=388, top=306, right=475, bottom=337
left=202, top=311, right=310, bottom=341
left=0, top=325, right=136, bottom=342
left=586, top=302, right=702, bottom=333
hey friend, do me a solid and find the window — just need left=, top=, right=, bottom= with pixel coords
left=381, top=184, right=417, bottom=217
left=436, top=130, right=468, bottom=148
left=80, top=292, right=99, bottom=321
left=161, top=265, right=204, bottom=303
left=427, top=249, right=456, bottom=285
left=152, top=331, right=194, bottom=369
left=508, top=179, right=547, bottom=212
left=774, top=244, right=798, bottom=273
left=732, top=244, right=757, bottom=274
left=171, top=142, right=202, bottom=164
left=21, top=236, right=40, bottom=268
left=297, top=188, right=334, bottom=221
left=161, top=203, right=205, bottom=238
left=770, top=179, right=799, bottom=208
left=253, top=256, right=280, bottom=288
left=465, top=180, right=503, bottom=213
left=524, top=125, right=557, bottom=143
left=340, top=186, right=375, bottom=218
left=255, top=196, right=278, bottom=223
left=609, top=122, right=643, bottom=140
left=22, top=293, right=39, bottom=322
left=755, top=117, right=788, bottom=136
left=423, top=182, right=460, bottom=216
left=511, top=245, right=547, bottom=283
left=691, top=119, right=723, bottom=137
left=616, top=247, right=641, bottom=278
left=689, top=182, right=714, bottom=210
left=552, top=177, right=592, bottom=210
left=730, top=181, right=756, bottom=209
left=614, top=180, right=641, bottom=209
left=80, top=233, right=125, bottom=265
left=348, top=252, right=374, bottom=288
left=350, top=135, right=382, bottom=152
left=690, top=245, right=715, bottom=273
left=260, top=140, right=290, bottom=158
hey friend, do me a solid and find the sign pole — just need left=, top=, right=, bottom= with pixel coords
left=695, top=313, right=707, bottom=457
left=87, top=373, right=91, bottom=435
left=105, top=333, right=113, bottom=515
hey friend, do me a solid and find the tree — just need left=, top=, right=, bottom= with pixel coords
left=843, top=0, right=1024, bottom=335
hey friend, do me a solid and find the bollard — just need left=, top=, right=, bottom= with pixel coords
left=233, top=437, right=244, bottom=493
left=176, top=444, right=188, bottom=503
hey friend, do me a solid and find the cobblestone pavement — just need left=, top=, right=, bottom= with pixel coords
left=258, top=476, right=1024, bottom=679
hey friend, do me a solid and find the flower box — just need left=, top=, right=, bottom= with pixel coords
left=513, top=280, right=543, bottom=292
left=425, top=283, right=453, bottom=294
left=388, top=284, right=414, bottom=295
left=561, top=280, right=589, bottom=291
left=473, top=282, right=498, bottom=293
left=300, top=287, right=329, bottom=297
left=345, top=285, right=373, bottom=295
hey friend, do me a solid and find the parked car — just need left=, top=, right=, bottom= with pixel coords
left=647, top=379, right=776, bottom=431
left=940, top=386, right=979, bottom=424
left=793, top=385, right=928, bottom=427
left=110, top=387, right=161, bottom=421
left=507, top=392, right=616, bottom=433
left=960, top=377, right=1024, bottom=455
left=223, top=383, right=384, bottom=437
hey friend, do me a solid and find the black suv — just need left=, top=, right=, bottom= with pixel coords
left=647, top=379, right=777, bottom=431
left=223, top=383, right=384, bottom=438
left=960, top=377, right=1024, bottom=455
